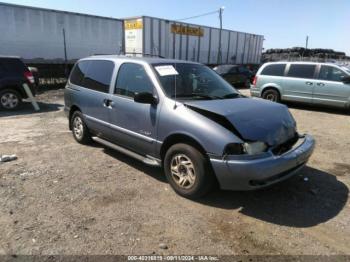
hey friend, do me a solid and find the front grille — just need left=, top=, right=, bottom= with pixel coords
left=272, top=133, right=299, bottom=156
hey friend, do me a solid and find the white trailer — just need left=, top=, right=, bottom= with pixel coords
left=0, top=2, right=124, bottom=64
left=124, top=16, right=264, bottom=65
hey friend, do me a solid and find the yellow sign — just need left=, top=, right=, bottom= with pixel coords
left=125, top=19, right=143, bottom=30
left=171, top=24, right=204, bottom=37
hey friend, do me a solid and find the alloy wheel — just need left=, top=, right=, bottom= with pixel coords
left=170, top=154, right=196, bottom=189
left=73, top=116, right=84, bottom=140
left=1, top=92, right=19, bottom=109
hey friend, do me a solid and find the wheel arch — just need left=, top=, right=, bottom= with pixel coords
left=160, top=133, right=208, bottom=162
left=261, top=85, right=282, bottom=98
left=68, top=105, right=82, bottom=130
left=0, top=85, right=25, bottom=98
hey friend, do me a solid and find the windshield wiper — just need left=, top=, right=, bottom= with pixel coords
left=220, top=93, right=241, bottom=99
left=172, top=93, right=218, bottom=100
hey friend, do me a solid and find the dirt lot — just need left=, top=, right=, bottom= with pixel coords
left=0, top=88, right=350, bottom=255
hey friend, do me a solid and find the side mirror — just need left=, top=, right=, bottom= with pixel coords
left=134, top=92, right=158, bottom=105
left=342, top=76, right=350, bottom=83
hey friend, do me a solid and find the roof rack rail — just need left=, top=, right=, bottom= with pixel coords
left=123, top=52, right=165, bottom=58
left=92, top=53, right=115, bottom=56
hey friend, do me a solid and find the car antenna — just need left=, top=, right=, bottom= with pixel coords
left=174, top=62, right=177, bottom=109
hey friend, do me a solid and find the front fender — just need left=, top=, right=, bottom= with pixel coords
left=157, top=98, right=243, bottom=156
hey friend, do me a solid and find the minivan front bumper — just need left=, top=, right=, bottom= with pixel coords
left=210, top=134, right=315, bottom=190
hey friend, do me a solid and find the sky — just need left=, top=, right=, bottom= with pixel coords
left=2, top=0, right=350, bottom=55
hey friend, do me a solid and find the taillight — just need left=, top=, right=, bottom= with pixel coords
left=252, top=76, right=258, bottom=86
left=24, top=71, right=35, bottom=84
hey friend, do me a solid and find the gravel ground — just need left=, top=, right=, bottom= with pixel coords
left=0, top=88, right=349, bottom=255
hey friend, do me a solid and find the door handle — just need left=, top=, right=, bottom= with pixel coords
left=305, top=82, right=313, bottom=86
left=317, top=83, right=325, bottom=87
left=103, top=99, right=114, bottom=108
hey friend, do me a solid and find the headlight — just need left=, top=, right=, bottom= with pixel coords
left=224, top=143, right=244, bottom=155
left=243, top=142, right=267, bottom=155
left=224, top=141, right=267, bottom=155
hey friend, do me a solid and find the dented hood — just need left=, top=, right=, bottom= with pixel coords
left=185, top=98, right=296, bottom=146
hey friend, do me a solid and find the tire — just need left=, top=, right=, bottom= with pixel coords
left=262, top=89, right=281, bottom=103
left=70, top=111, right=91, bottom=144
left=164, top=143, right=214, bottom=199
left=0, top=89, right=22, bottom=110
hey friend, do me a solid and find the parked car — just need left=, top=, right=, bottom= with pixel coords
left=213, top=64, right=253, bottom=88
left=64, top=56, right=315, bottom=199
left=0, top=56, right=37, bottom=110
left=251, top=62, right=350, bottom=109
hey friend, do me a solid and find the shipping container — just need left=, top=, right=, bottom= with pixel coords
left=0, top=2, right=124, bottom=64
left=124, top=16, right=264, bottom=65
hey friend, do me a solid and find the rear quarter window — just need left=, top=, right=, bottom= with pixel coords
left=70, top=61, right=89, bottom=86
left=83, top=60, right=114, bottom=93
left=260, top=64, right=286, bottom=76
left=0, top=58, right=27, bottom=74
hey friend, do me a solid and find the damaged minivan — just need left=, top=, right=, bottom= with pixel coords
left=64, top=56, right=315, bottom=199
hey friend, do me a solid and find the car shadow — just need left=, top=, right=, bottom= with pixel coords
left=0, top=101, right=63, bottom=117
left=102, top=147, right=167, bottom=183
left=286, top=102, right=349, bottom=116
left=94, top=144, right=349, bottom=228
left=199, top=166, right=348, bottom=228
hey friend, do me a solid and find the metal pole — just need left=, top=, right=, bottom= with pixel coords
left=63, top=28, right=68, bottom=76
left=305, top=35, right=309, bottom=49
left=217, top=7, right=223, bottom=65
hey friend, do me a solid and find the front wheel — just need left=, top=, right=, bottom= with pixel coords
left=164, top=143, right=214, bottom=199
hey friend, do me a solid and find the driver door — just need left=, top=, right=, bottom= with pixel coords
left=313, top=65, right=350, bottom=108
left=108, top=62, right=160, bottom=156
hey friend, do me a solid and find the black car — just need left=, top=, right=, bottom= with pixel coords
left=0, top=56, right=37, bottom=110
left=213, top=64, right=253, bottom=88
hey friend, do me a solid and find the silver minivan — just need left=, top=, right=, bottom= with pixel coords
left=251, top=62, right=350, bottom=109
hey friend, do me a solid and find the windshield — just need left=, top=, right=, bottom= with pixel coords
left=152, top=63, right=240, bottom=100
left=341, top=66, right=350, bottom=74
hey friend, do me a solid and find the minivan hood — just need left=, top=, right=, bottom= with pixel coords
left=184, top=98, right=296, bottom=146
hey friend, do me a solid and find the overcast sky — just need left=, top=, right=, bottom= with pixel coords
left=2, top=0, right=350, bottom=55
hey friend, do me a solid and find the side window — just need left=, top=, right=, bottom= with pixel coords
left=287, top=64, right=316, bottom=79
left=70, top=61, right=89, bottom=86
left=260, top=64, right=286, bottom=76
left=0, top=59, right=26, bottom=74
left=115, top=63, right=154, bottom=98
left=83, top=60, right=114, bottom=93
left=318, top=66, right=346, bottom=82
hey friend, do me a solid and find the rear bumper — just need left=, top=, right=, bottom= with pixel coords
left=210, top=134, right=315, bottom=191
left=250, top=86, right=260, bottom=97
